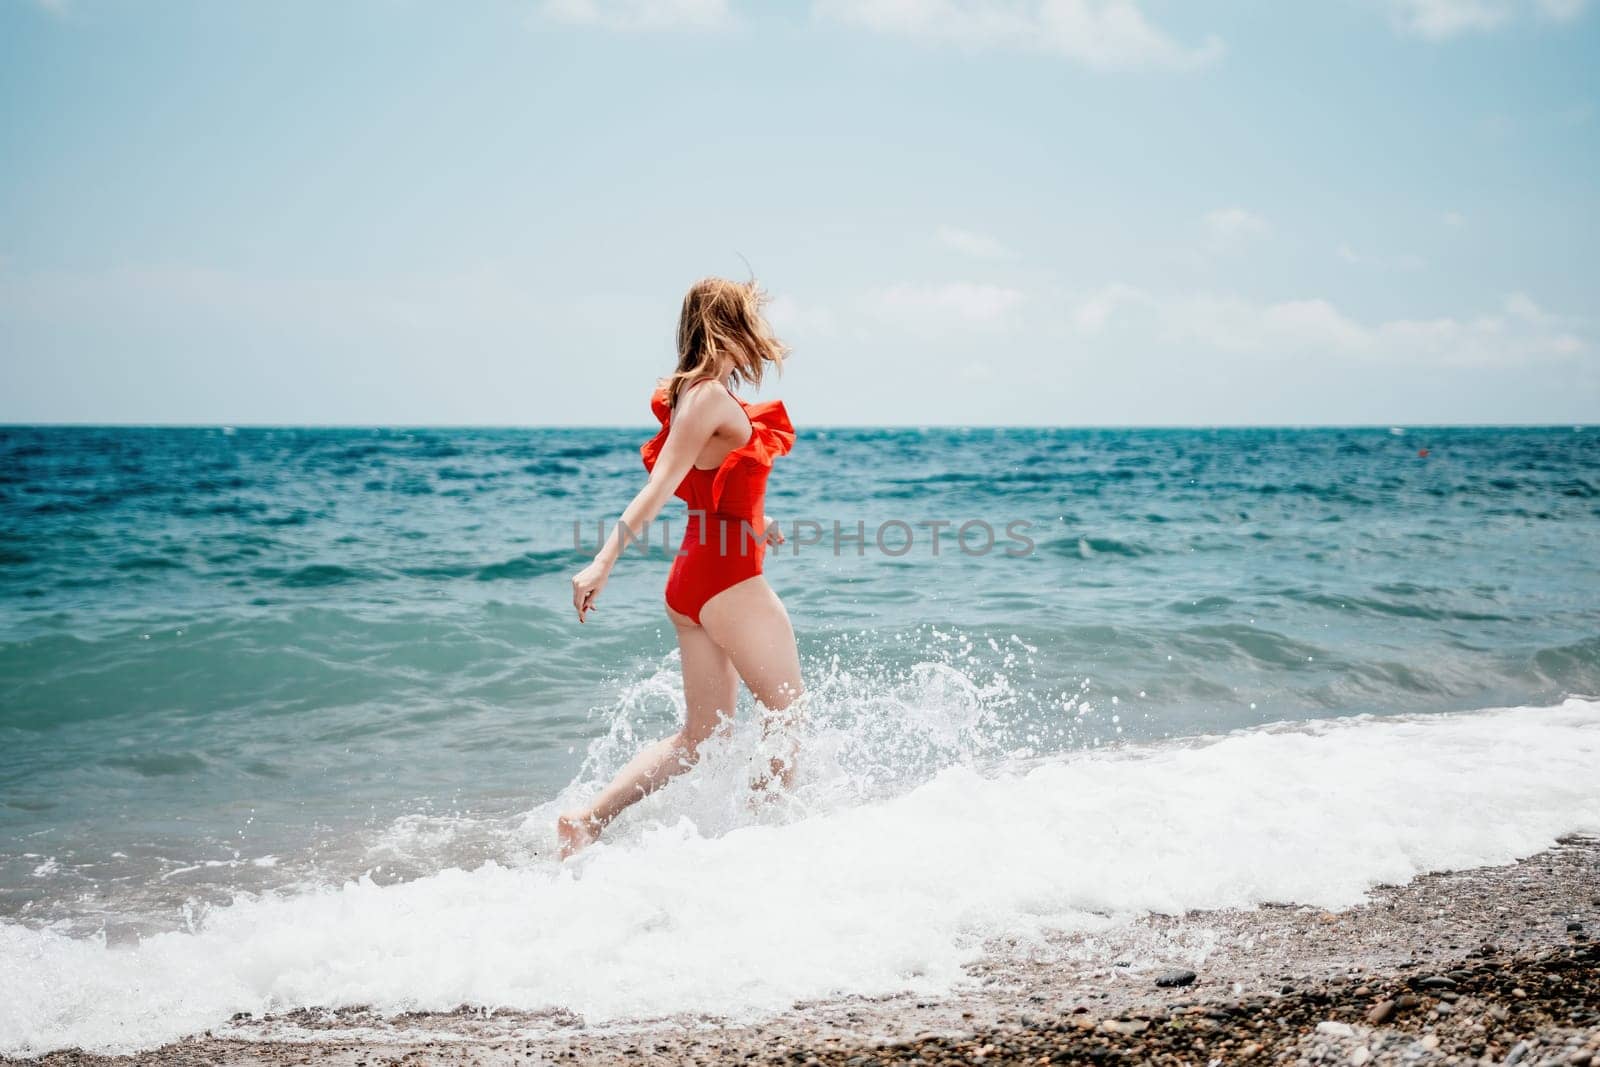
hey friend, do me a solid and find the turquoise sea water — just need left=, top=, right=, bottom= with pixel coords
left=1, top=422, right=1598, bottom=1052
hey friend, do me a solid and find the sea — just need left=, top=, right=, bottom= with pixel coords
left=1, top=422, right=1598, bottom=1055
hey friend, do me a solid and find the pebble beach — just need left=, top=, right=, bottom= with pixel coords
left=11, top=835, right=1594, bottom=1067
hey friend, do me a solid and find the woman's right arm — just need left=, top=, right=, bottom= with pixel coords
left=570, top=384, right=728, bottom=623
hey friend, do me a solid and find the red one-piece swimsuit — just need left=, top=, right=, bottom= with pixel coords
left=639, top=383, right=795, bottom=624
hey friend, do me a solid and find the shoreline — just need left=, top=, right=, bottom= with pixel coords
left=9, top=835, right=1597, bottom=1065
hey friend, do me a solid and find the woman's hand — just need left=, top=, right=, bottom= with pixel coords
left=763, top=515, right=785, bottom=547
left=571, top=558, right=611, bottom=624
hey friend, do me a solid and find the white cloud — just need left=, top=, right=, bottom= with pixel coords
left=1535, top=0, right=1589, bottom=20
left=766, top=293, right=838, bottom=338
left=870, top=281, right=1025, bottom=332
left=1504, top=292, right=1543, bottom=320
left=1334, top=244, right=1425, bottom=270
left=1384, top=0, right=1589, bottom=38
left=1442, top=211, right=1466, bottom=227
left=1387, top=0, right=1510, bottom=37
left=1064, top=286, right=1586, bottom=368
left=1070, top=282, right=1150, bottom=333
left=1150, top=294, right=1369, bottom=356
left=811, top=0, right=1223, bottom=71
left=1201, top=207, right=1269, bottom=249
left=936, top=224, right=1008, bottom=259
left=536, top=0, right=731, bottom=31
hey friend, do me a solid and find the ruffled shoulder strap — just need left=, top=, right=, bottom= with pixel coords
left=639, top=385, right=672, bottom=472
left=649, top=384, right=671, bottom=426
left=710, top=397, right=795, bottom=511
left=737, top=399, right=796, bottom=461
left=640, top=385, right=796, bottom=489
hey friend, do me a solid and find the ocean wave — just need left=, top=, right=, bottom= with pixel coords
left=1168, top=623, right=1325, bottom=669
left=1283, top=589, right=1514, bottom=623
left=1037, top=535, right=1159, bottom=560
left=1168, top=595, right=1234, bottom=615
left=268, top=563, right=370, bottom=588
left=101, top=752, right=208, bottom=778
left=1, top=699, right=1596, bottom=1057
left=473, top=550, right=578, bottom=582
left=549, top=444, right=617, bottom=460
left=1532, top=636, right=1600, bottom=679
left=521, top=460, right=583, bottom=477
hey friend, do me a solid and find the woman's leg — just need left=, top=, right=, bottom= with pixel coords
left=698, top=576, right=806, bottom=790
left=557, top=606, right=738, bottom=858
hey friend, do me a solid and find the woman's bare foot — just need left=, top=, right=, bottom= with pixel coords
left=745, top=744, right=798, bottom=815
left=556, top=811, right=601, bottom=859
left=745, top=776, right=783, bottom=815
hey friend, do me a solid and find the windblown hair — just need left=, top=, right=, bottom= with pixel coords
left=664, top=276, right=789, bottom=410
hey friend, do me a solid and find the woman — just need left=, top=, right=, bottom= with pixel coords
left=559, top=277, right=805, bottom=858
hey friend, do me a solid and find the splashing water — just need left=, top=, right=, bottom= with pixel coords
left=3, top=682, right=1597, bottom=1056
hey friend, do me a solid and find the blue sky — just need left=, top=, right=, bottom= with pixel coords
left=1, top=0, right=1596, bottom=425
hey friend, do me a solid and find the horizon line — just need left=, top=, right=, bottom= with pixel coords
left=0, top=421, right=1593, bottom=432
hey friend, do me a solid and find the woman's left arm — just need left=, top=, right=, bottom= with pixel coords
left=570, top=387, right=726, bottom=623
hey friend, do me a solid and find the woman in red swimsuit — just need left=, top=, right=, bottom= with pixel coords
left=559, top=277, right=804, bottom=858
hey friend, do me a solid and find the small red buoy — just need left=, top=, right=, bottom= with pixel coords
left=1417, top=448, right=1430, bottom=458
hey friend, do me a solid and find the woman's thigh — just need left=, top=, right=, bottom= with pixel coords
left=668, top=604, right=739, bottom=744
left=698, top=576, right=804, bottom=712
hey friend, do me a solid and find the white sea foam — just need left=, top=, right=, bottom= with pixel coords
left=2, top=698, right=1598, bottom=1056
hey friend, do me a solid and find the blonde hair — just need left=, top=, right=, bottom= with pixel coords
left=664, top=276, right=789, bottom=409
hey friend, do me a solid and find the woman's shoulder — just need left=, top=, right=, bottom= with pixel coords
left=678, top=376, right=735, bottom=403
left=669, top=377, right=744, bottom=421
left=653, top=378, right=792, bottom=442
